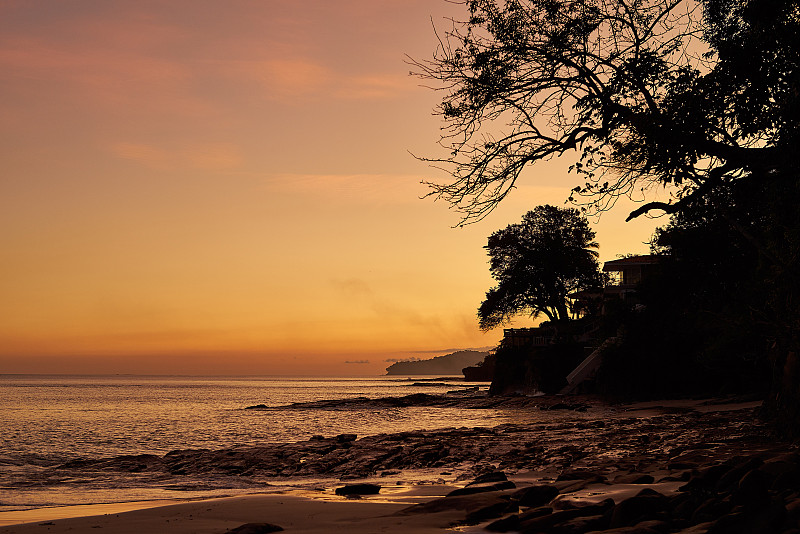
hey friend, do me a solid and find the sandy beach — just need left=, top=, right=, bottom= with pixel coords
left=0, top=493, right=462, bottom=534
left=2, top=396, right=798, bottom=534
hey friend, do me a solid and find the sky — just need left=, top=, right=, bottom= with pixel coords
left=0, top=0, right=665, bottom=376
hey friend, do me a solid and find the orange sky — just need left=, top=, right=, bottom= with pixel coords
left=0, top=1, right=666, bottom=375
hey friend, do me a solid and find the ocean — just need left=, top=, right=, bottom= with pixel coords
left=0, top=374, right=516, bottom=511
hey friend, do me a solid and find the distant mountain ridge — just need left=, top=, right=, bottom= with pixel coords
left=385, top=350, right=489, bottom=376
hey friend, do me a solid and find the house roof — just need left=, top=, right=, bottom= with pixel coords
left=602, top=254, right=659, bottom=272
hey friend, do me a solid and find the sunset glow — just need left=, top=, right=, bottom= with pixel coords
left=0, top=0, right=662, bottom=375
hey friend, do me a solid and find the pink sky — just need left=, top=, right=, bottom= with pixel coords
left=0, top=1, right=664, bottom=375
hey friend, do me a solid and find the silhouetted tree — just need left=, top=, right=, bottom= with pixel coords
left=479, top=205, right=603, bottom=329
left=412, top=0, right=799, bottom=224
left=417, top=0, right=800, bottom=433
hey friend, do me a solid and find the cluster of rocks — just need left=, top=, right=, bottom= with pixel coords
left=244, top=392, right=591, bottom=410
left=48, top=402, right=800, bottom=533
left=224, top=523, right=283, bottom=534
left=399, top=455, right=800, bottom=534
left=57, top=407, right=774, bottom=485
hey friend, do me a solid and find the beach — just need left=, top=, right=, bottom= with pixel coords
left=4, top=395, right=798, bottom=533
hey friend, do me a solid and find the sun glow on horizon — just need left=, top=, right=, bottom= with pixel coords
left=0, top=1, right=661, bottom=375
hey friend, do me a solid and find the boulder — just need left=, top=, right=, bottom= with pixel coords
left=609, top=491, right=669, bottom=528
left=397, top=493, right=511, bottom=516
left=464, top=500, right=518, bottom=524
left=447, top=481, right=516, bottom=497
left=467, top=471, right=508, bottom=485
left=225, top=523, right=283, bottom=534
left=511, top=484, right=559, bottom=507
left=335, top=483, right=380, bottom=496
left=485, top=514, right=521, bottom=532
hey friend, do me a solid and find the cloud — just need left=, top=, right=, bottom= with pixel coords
left=264, top=173, right=425, bottom=203
left=344, top=359, right=370, bottom=364
left=0, top=35, right=215, bottom=118
left=336, top=74, right=415, bottom=100
left=111, top=142, right=243, bottom=171
left=229, top=58, right=413, bottom=103
left=247, top=58, right=333, bottom=98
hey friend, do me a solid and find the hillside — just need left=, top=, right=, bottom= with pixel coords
left=385, top=350, right=489, bottom=376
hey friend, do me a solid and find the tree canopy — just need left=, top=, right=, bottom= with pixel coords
left=413, top=0, right=800, bottom=224
left=417, top=0, right=800, bottom=434
left=478, top=205, right=603, bottom=329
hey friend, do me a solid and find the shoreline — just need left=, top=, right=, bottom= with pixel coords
left=3, top=396, right=798, bottom=533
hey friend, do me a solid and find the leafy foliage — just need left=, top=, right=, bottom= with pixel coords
left=413, top=0, right=800, bottom=224
left=478, top=205, right=603, bottom=329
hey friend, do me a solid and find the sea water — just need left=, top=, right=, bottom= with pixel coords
left=0, top=374, right=519, bottom=511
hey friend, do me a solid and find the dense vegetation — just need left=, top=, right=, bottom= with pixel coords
left=418, top=0, right=799, bottom=433
left=478, top=205, right=603, bottom=329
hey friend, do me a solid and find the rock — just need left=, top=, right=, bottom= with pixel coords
left=396, top=493, right=511, bottom=516
left=767, top=461, right=800, bottom=491
left=609, top=491, right=668, bottom=528
left=786, top=495, right=800, bottom=521
left=517, top=506, right=554, bottom=521
left=705, top=502, right=787, bottom=534
left=225, top=523, right=283, bottom=534
left=690, top=496, right=733, bottom=524
left=336, top=433, right=357, bottom=442
left=733, top=468, right=771, bottom=506
left=334, top=483, right=380, bottom=496
left=485, top=514, right=521, bottom=532
left=519, top=500, right=612, bottom=532
left=713, top=457, right=762, bottom=492
left=447, top=481, right=516, bottom=497
left=679, top=463, right=732, bottom=492
left=512, top=484, right=560, bottom=507
left=464, top=500, right=518, bottom=524
left=244, top=404, right=268, bottom=409
left=468, top=471, right=508, bottom=485
left=517, top=509, right=587, bottom=532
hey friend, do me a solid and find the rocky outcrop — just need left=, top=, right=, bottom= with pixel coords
left=489, top=343, right=586, bottom=395
left=463, top=353, right=496, bottom=381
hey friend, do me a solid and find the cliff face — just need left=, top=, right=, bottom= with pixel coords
left=385, top=350, right=488, bottom=375
left=462, top=353, right=496, bottom=381
left=489, top=343, right=585, bottom=395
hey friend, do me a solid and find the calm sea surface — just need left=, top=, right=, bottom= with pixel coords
left=0, top=374, right=524, bottom=511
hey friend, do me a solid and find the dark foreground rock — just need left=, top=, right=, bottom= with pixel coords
left=460, top=464, right=800, bottom=534
left=447, top=480, right=516, bottom=497
left=334, top=483, right=380, bottom=496
left=397, top=492, right=518, bottom=525
left=224, top=523, right=283, bottom=534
